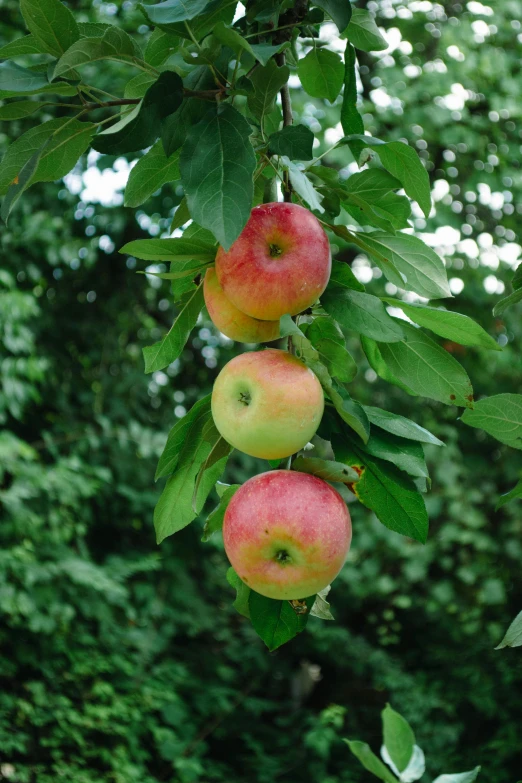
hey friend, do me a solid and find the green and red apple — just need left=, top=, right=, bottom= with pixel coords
left=215, top=202, right=331, bottom=321
left=223, top=470, right=352, bottom=600
left=211, top=348, right=324, bottom=460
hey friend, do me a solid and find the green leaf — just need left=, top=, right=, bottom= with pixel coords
left=53, top=26, right=142, bottom=79
left=345, top=740, right=399, bottom=783
left=144, top=29, right=181, bottom=66
left=145, top=0, right=237, bottom=40
left=124, top=142, right=180, bottom=208
left=0, top=117, right=95, bottom=197
left=249, top=592, right=314, bottom=651
left=170, top=197, right=191, bottom=232
left=292, top=456, right=360, bottom=484
left=385, top=300, right=500, bottom=351
left=249, top=41, right=290, bottom=66
left=120, top=236, right=215, bottom=262
left=20, top=0, right=79, bottom=58
left=321, top=288, right=405, bottom=342
left=461, top=394, right=522, bottom=449
left=284, top=159, right=325, bottom=212
left=341, top=169, right=409, bottom=232
left=247, top=59, right=289, bottom=124
left=139, top=0, right=212, bottom=26
left=0, top=100, right=43, bottom=120
left=361, top=336, right=418, bottom=397
left=298, top=48, right=344, bottom=103
left=192, top=435, right=232, bottom=511
left=304, top=316, right=357, bottom=382
left=226, top=568, right=251, bottom=618
left=327, top=259, right=365, bottom=293
left=77, top=22, right=112, bottom=37
left=268, top=125, right=315, bottom=161
left=155, top=394, right=211, bottom=479
left=161, top=66, right=216, bottom=157
left=212, top=21, right=288, bottom=65
left=0, top=61, right=48, bottom=94
left=327, top=381, right=370, bottom=443
left=363, top=406, right=444, bottom=446
left=180, top=103, right=256, bottom=250
left=333, top=434, right=429, bottom=543
left=341, top=42, right=364, bottom=135
left=1, top=139, right=50, bottom=223
left=92, top=71, right=184, bottom=155
left=0, top=34, right=47, bottom=59
left=310, top=587, right=335, bottom=620
left=344, top=8, right=388, bottom=52
left=365, top=431, right=429, bottom=480
left=382, top=704, right=415, bottom=773
left=362, top=232, right=450, bottom=299
left=378, top=323, right=474, bottom=408
left=432, top=769, right=481, bottom=783
left=495, top=611, right=522, bottom=650
left=143, top=282, right=204, bottom=373
left=315, top=0, right=352, bottom=31
left=496, top=479, right=522, bottom=510
left=154, top=411, right=225, bottom=543
left=0, top=79, right=76, bottom=99
left=202, top=483, right=240, bottom=541
left=492, top=287, right=522, bottom=317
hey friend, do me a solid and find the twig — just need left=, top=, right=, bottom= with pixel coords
left=276, top=51, right=293, bottom=202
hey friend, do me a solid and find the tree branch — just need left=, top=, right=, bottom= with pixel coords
left=276, top=51, right=293, bottom=202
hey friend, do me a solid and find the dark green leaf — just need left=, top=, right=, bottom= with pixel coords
left=365, top=431, right=429, bottom=480
left=304, top=316, right=357, bottom=382
left=0, top=34, right=46, bottom=59
left=321, top=288, right=405, bottom=342
left=1, top=139, right=50, bottom=223
left=144, top=0, right=237, bottom=39
left=345, top=740, right=399, bottom=783
left=180, top=103, right=256, bottom=250
left=193, top=436, right=233, bottom=511
left=170, top=197, right=191, bottom=231
left=20, top=0, right=79, bottom=58
left=382, top=704, right=415, bottom=773
left=144, top=29, right=181, bottom=66
left=53, top=26, right=142, bottom=79
left=341, top=42, right=364, bottom=135
left=0, top=61, right=48, bottom=93
left=492, top=287, right=522, bottom=317
left=212, top=21, right=287, bottom=65
left=202, top=484, right=240, bottom=541
left=378, top=323, right=475, bottom=408
left=226, top=568, right=251, bottom=618
left=249, top=592, right=314, bottom=651
left=298, top=48, right=344, bottom=103
left=363, top=406, right=444, bottom=446
left=327, top=381, right=370, bottom=442
left=344, top=8, right=388, bottom=52
left=156, top=395, right=212, bottom=480
left=247, top=59, right=289, bottom=124
left=496, top=479, right=522, bottom=510
left=292, top=456, right=360, bottom=484
left=268, top=125, right=315, bottom=160
left=139, top=0, right=211, bottom=26
left=120, top=236, right=215, bottom=262
left=124, top=142, right=180, bottom=208
left=161, top=65, right=216, bottom=157
left=461, top=394, right=522, bottom=449
left=0, top=100, right=43, bottom=120
left=315, top=0, right=352, bottom=31
left=327, top=259, right=365, bottom=292
left=143, top=282, right=204, bottom=373
left=495, top=611, right=522, bottom=650
left=249, top=41, right=290, bottom=66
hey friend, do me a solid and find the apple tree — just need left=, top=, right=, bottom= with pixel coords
left=1, top=0, right=521, bottom=651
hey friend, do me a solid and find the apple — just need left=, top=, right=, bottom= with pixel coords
left=215, top=202, right=331, bottom=321
left=211, top=348, right=324, bottom=460
left=203, top=268, right=280, bottom=344
left=223, top=470, right=352, bottom=600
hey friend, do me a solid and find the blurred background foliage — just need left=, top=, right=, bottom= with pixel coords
left=1, top=0, right=521, bottom=781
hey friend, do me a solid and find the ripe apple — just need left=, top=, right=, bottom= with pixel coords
left=215, top=202, right=331, bottom=321
left=223, top=470, right=352, bottom=600
left=203, top=268, right=280, bottom=343
left=211, top=348, right=324, bottom=460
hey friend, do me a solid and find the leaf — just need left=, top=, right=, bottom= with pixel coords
left=120, top=236, right=215, bottom=262
left=496, top=479, right=522, bottom=510
left=310, top=586, right=334, bottom=620
left=327, top=381, right=370, bottom=443
left=249, top=41, right=290, bottom=66
left=145, top=0, right=237, bottom=40
left=341, top=42, right=364, bottom=135
left=144, top=29, right=181, bottom=66
left=378, top=323, right=474, bottom=408
left=268, top=125, right=315, bottom=161
left=0, top=118, right=95, bottom=197
left=341, top=169, right=409, bottom=232
left=0, top=78, right=76, bottom=99
left=161, top=65, right=216, bottom=156
left=0, top=100, right=43, bottom=120
left=345, top=740, right=399, bottom=783
left=20, top=0, right=79, bottom=58
left=193, top=435, right=232, bottom=511
left=139, top=0, right=211, bottom=26
left=298, top=48, right=344, bottom=103
left=382, top=705, right=415, bottom=773
left=361, top=336, right=418, bottom=397
left=249, top=592, right=314, bottom=651
left=170, top=197, right=191, bottom=231
left=143, top=282, right=204, bottom=373
left=344, top=8, right=388, bottom=52
left=53, top=26, right=142, bottom=79
left=365, top=431, right=429, bottom=480
left=363, top=406, right=444, bottom=446
left=292, top=456, right=360, bottom=484
left=247, top=59, right=289, bottom=124
left=283, top=159, right=324, bottom=213
left=202, top=484, right=240, bottom=541
left=155, top=394, right=212, bottom=480
left=1, top=139, right=50, bottom=223
left=385, top=300, right=500, bottom=351
left=226, top=568, right=251, bottom=618
left=212, top=21, right=287, bottom=66
left=315, top=0, right=352, bottom=31
left=0, top=34, right=47, bottom=59
left=321, top=288, right=405, bottom=343
left=0, top=61, right=48, bottom=94
left=304, top=316, right=357, bottom=382
left=495, top=611, right=522, bottom=650
left=327, top=259, right=365, bottom=293
left=362, top=232, right=450, bottom=299
left=432, top=769, right=481, bottom=783
left=333, top=434, right=429, bottom=543
left=92, top=71, right=184, bottom=155
left=124, top=142, right=180, bottom=208
left=492, top=287, right=522, bottom=317
left=180, top=103, right=256, bottom=250
left=461, top=394, right=522, bottom=449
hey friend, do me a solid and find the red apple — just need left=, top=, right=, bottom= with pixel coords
left=211, top=348, right=324, bottom=459
left=203, top=268, right=280, bottom=343
left=223, top=470, right=352, bottom=600
left=215, top=202, right=331, bottom=321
